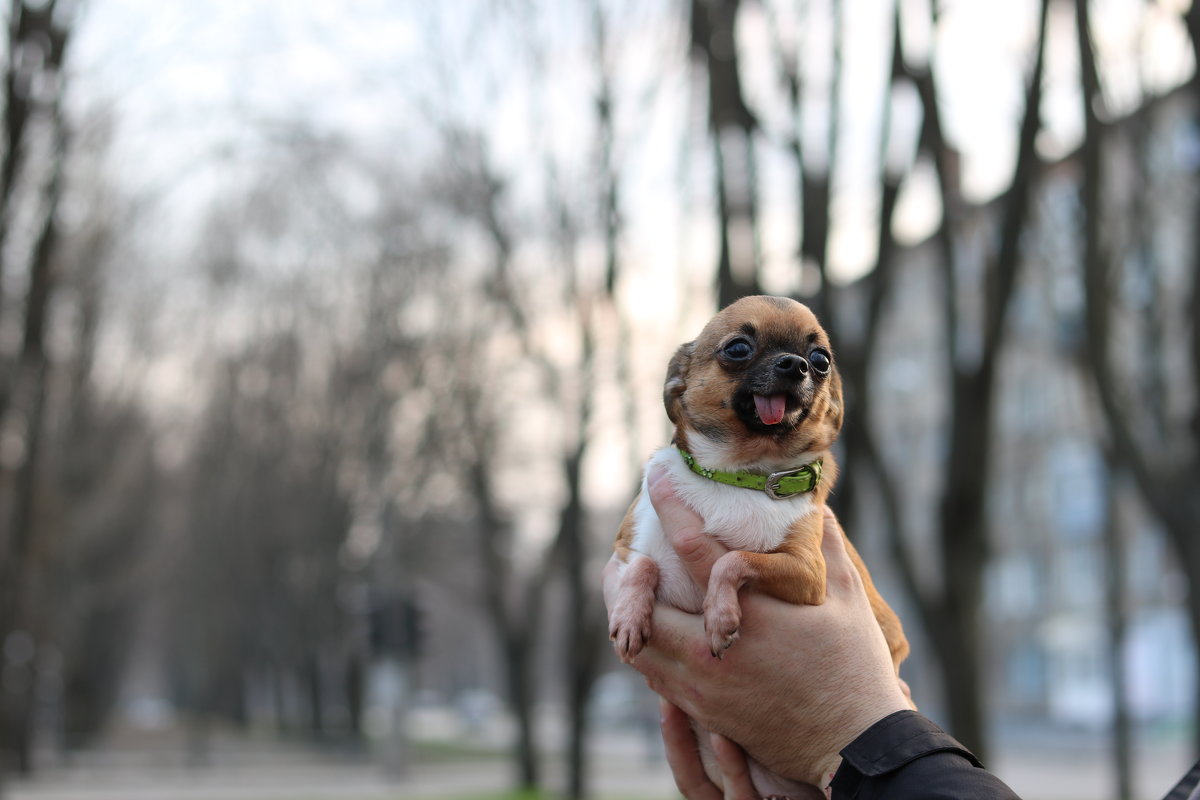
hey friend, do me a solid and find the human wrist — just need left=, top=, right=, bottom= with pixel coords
left=834, top=692, right=913, bottom=754
left=849, top=675, right=911, bottom=734
left=773, top=687, right=910, bottom=785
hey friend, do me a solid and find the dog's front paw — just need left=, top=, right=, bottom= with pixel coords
left=607, top=555, right=659, bottom=663
left=703, top=600, right=741, bottom=658
left=609, top=605, right=653, bottom=663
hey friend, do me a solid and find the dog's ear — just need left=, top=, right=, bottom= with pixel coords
left=663, top=341, right=694, bottom=425
left=824, top=364, right=844, bottom=434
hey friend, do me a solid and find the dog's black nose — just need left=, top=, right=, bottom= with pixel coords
left=774, top=354, right=809, bottom=379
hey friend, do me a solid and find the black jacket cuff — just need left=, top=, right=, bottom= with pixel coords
left=838, top=710, right=982, bottom=776
left=829, top=711, right=1023, bottom=799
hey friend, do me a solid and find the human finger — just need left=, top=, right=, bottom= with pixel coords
left=710, top=732, right=758, bottom=800
left=818, top=506, right=863, bottom=593
left=639, top=601, right=711, bottom=666
left=647, top=465, right=727, bottom=590
left=818, top=506, right=850, bottom=566
left=660, top=699, right=723, bottom=800
left=627, top=607, right=707, bottom=712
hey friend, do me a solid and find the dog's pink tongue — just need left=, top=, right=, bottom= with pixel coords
left=753, top=394, right=788, bottom=425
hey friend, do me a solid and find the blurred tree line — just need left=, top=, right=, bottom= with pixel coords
left=0, top=2, right=1197, bottom=800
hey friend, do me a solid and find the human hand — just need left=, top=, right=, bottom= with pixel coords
left=658, top=698, right=760, bottom=800
left=602, top=466, right=909, bottom=788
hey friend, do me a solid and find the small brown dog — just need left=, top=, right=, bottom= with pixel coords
left=608, top=296, right=909, bottom=798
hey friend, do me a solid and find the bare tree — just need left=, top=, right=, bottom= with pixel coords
left=886, top=0, right=1051, bottom=759
left=690, top=0, right=763, bottom=305
left=1077, top=0, right=1200, bottom=756
left=428, top=129, right=555, bottom=790
left=43, top=116, right=162, bottom=756
left=0, top=0, right=80, bottom=777
left=550, top=5, right=648, bottom=796
left=153, top=131, right=439, bottom=756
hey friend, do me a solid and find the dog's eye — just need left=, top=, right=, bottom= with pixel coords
left=809, top=349, right=831, bottom=374
left=722, top=338, right=754, bottom=361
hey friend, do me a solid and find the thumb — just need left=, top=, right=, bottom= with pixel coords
left=647, top=464, right=727, bottom=590
left=819, top=505, right=863, bottom=594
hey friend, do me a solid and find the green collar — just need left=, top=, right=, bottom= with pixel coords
left=677, top=447, right=823, bottom=500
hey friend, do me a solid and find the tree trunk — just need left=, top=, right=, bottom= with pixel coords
left=345, top=654, right=364, bottom=739
left=0, top=52, right=70, bottom=780
left=306, top=656, right=323, bottom=737
left=272, top=666, right=287, bottom=732
left=1104, top=470, right=1132, bottom=800
left=559, top=448, right=604, bottom=800
left=471, top=451, right=541, bottom=791
left=712, top=135, right=740, bottom=308
left=1186, top=555, right=1200, bottom=759
left=927, top=601, right=984, bottom=756
left=691, top=0, right=760, bottom=306
left=1158, top=499, right=1200, bottom=757
left=934, top=476, right=989, bottom=755
left=0, top=678, right=34, bottom=776
left=505, top=638, right=539, bottom=789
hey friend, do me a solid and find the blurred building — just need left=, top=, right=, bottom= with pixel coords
left=866, top=84, right=1198, bottom=731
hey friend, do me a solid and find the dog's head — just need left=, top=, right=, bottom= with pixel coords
left=664, top=296, right=842, bottom=466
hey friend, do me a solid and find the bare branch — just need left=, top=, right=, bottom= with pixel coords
left=1074, top=0, right=1173, bottom=517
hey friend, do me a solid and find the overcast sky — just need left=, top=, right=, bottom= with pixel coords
left=65, top=0, right=1196, bottom=287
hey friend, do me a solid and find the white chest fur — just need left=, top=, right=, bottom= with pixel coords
left=627, top=444, right=820, bottom=614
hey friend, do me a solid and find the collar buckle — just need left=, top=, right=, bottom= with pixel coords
left=764, top=467, right=803, bottom=500
left=763, top=461, right=822, bottom=500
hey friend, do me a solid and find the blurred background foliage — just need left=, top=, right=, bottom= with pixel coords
left=0, top=1, right=1198, bottom=799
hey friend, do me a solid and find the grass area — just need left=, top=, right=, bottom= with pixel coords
left=408, top=738, right=509, bottom=764
left=412, top=792, right=671, bottom=800
left=401, top=742, right=675, bottom=800
left=429, top=792, right=544, bottom=800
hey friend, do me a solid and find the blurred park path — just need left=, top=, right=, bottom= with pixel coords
left=2, top=722, right=676, bottom=800
left=3, top=723, right=1195, bottom=800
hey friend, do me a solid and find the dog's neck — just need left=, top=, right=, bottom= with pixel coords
left=677, top=427, right=829, bottom=475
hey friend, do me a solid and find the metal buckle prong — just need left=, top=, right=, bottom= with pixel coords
left=764, top=467, right=805, bottom=500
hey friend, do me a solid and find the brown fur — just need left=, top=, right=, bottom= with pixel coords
left=613, top=500, right=637, bottom=562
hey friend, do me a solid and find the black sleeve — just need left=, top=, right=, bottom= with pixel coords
left=829, top=711, right=1022, bottom=800
left=1162, top=759, right=1200, bottom=800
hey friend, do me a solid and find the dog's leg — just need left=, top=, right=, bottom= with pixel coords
left=703, top=546, right=826, bottom=657
left=608, top=554, right=659, bottom=663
